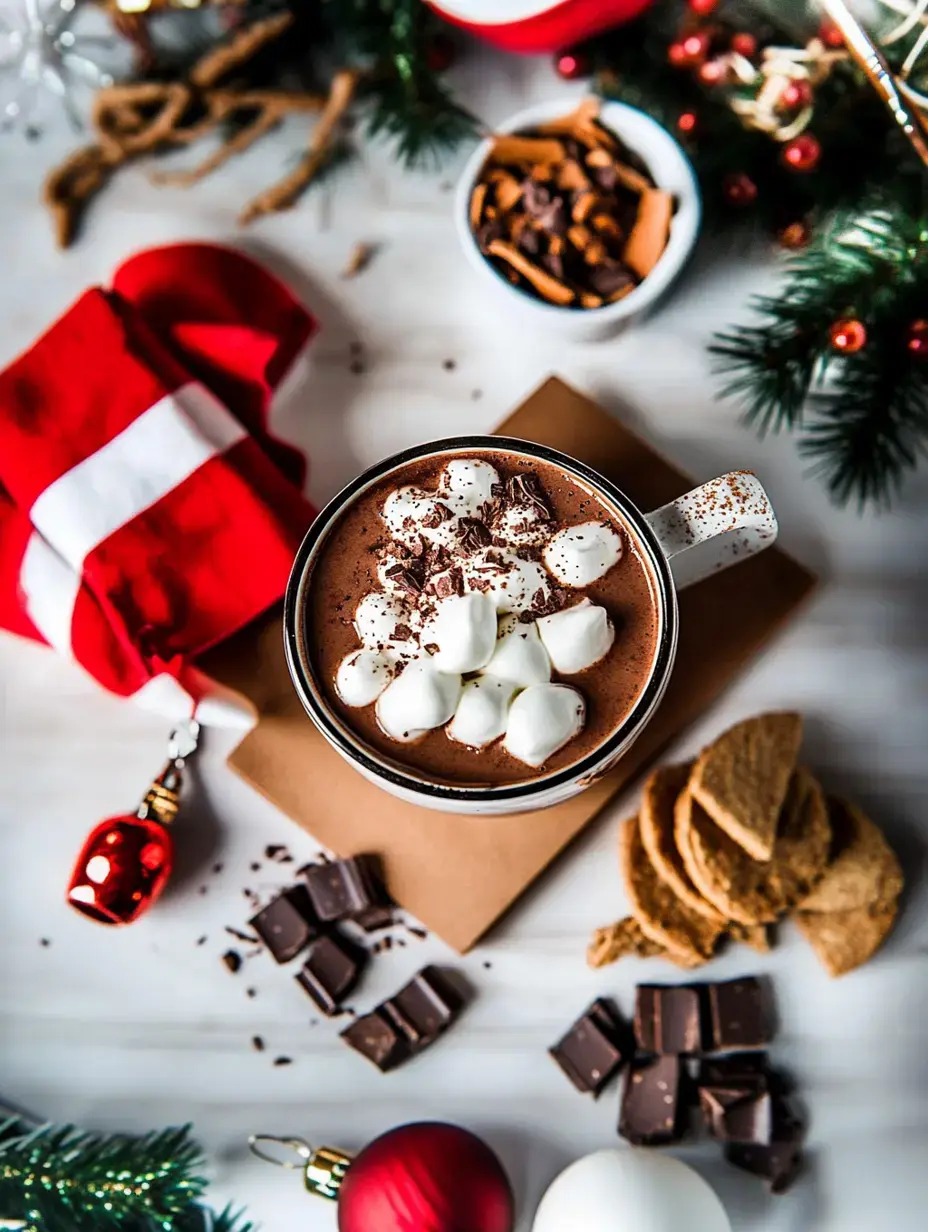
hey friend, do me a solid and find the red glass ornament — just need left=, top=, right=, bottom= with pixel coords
left=698, top=58, right=726, bottom=86
left=830, top=318, right=867, bottom=354
left=781, top=78, right=813, bottom=110
left=554, top=48, right=589, bottom=80
left=779, top=220, right=812, bottom=250
left=906, top=319, right=928, bottom=357
left=782, top=133, right=821, bottom=172
left=427, top=34, right=456, bottom=73
left=819, top=19, right=846, bottom=49
left=670, top=32, right=708, bottom=67
left=337, top=1123, right=515, bottom=1232
left=668, top=41, right=689, bottom=66
left=731, top=32, right=758, bottom=58
left=722, top=171, right=758, bottom=207
left=68, top=815, right=174, bottom=926
left=688, top=0, right=718, bottom=14
left=677, top=110, right=698, bottom=136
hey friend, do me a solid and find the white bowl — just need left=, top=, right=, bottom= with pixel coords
left=454, top=98, right=701, bottom=341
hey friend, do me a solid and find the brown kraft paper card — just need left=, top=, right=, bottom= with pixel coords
left=203, top=377, right=816, bottom=953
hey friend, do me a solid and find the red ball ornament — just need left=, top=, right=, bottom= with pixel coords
left=819, top=19, right=846, bottom=49
left=688, top=0, right=719, bottom=14
left=427, top=33, right=456, bottom=73
left=337, top=1123, right=515, bottom=1232
left=731, top=31, right=758, bottom=58
left=554, top=48, right=590, bottom=80
left=780, top=78, right=813, bottom=110
left=782, top=133, right=821, bottom=172
left=906, top=318, right=928, bottom=357
left=670, top=31, right=708, bottom=67
left=698, top=58, right=726, bottom=86
left=677, top=110, right=698, bottom=136
left=778, top=220, right=812, bottom=250
left=67, top=815, right=174, bottom=926
left=722, top=171, right=758, bottom=207
left=830, top=318, right=867, bottom=354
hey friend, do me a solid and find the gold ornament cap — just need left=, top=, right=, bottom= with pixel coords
left=248, top=1135, right=352, bottom=1203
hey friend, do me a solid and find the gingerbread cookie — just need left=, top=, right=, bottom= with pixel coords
left=676, top=769, right=831, bottom=926
left=798, top=797, right=903, bottom=914
left=795, top=899, right=898, bottom=977
left=691, top=712, right=803, bottom=862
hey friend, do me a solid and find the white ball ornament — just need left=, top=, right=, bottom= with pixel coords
left=531, top=1150, right=731, bottom=1232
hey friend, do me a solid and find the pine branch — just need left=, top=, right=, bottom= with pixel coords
left=0, top=1118, right=249, bottom=1232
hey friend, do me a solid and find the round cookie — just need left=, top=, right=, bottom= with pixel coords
left=798, top=797, right=903, bottom=913
left=639, top=762, right=726, bottom=924
left=619, top=815, right=726, bottom=962
left=675, top=769, right=831, bottom=926
left=795, top=899, right=898, bottom=977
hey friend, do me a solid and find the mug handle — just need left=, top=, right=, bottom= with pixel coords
left=643, top=471, right=778, bottom=591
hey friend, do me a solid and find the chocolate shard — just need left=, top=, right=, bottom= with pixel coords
left=619, top=1054, right=686, bottom=1146
left=707, top=977, right=773, bottom=1051
left=355, top=904, right=395, bottom=932
left=381, top=966, right=464, bottom=1055
left=341, top=1010, right=409, bottom=1072
left=249, top=885, right=318, bottom=964
left=700, top=1087, right=773, bottom=1144
left=295, top=932, right=367, bottom=1017
left=699, top=1052, right=770, bottom=1091
left=724, top=1094, right=804, bottom=1192
left=304, top=855, right=391, bottom=924
left=549, top=998, right=628, bottom=1098
left=634, top=985, right=703, bottom=1055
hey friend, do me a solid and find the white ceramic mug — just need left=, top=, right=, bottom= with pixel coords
left=284, top=438, right=777, bottom=815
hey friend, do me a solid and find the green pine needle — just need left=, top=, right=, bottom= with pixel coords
left=0, top=1118, right=250, bottom=1232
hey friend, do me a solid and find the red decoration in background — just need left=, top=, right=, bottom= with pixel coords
left=730, top=32, right=758, bottom=59
left=779, top=220, right=812, bottom=250
left=677, top=110, right=698, bottom=135
left=337, top=1122, right=515, bottom=1232
left=427, top=33, right=456, bottom=72
left=722, top=172, right=758, bottom=207
left=67, top=815, right=174, bottom=926
left=906, top=319, right=928, bottom=357
left=819, top=19, right=846, bottom=50
left=830, top=318, right=867, bottom=353
left=782, top=133, right=821, bottom=172
left=554, top=48, right=590, bottom=80
left=780, top=79, right=813, bottom=110
left=698, top=59, right=726, bottom=86
left=688, top=0, right=718, bottom=14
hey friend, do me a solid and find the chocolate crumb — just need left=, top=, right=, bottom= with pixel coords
left=349, top=341, right=363, bottom=357
left=471, top=389, right=483, bottom=400
left=252, top=1035, right=265, bottom=1052
left=350, top=360, right=365, bottom=375
left=222, top=950, right=243, bottom=974
left=273, top=1056, right=293, bottom=1067
left=225, top=926, right=261, bottom=944
left=483, top=961, right=493, bottom=969
left=198, top=885, right=208, bottom=896
left=39, top=938, right=51, bottom=947
left=442, top=359, right=456, bottom=371
left=264, top=844, right=289, bottom=861
left=212, top=862, right=224, bottom=874
left=249, top=862, right=261, bottom=872
left=409, top=926, right=428, bottom=940
left=246, top=987, right=258, bottom=999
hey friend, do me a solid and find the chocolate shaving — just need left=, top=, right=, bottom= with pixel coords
left=458, top=517, right=492, bottom=553
left=391, top=624, right=413, bottom=641
left=508, top=473, right=552, bottom=519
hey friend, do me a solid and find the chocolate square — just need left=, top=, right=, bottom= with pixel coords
left=304, top=856, right=390, bottom=923
left=294, top=932, right=366, bottom=1016
left=382, top=966, right=463, bottom=1052
left=699, top=1052, right=770, bottom=1091
left=249, top=885, right=318, bottom=964
left=619, top=1054, right=685, bottom=1146
left=549, top=998, right=628, bottom=1098
left=708, top=978, right=773, bottom=1051
left=634, top=985, right=703, bottom=1054
left=700, top=1088, right=773, bottom=1143
left=340, top=1010, right=409, bottom=1072
left=724, top=1093, right=804, bottom=1193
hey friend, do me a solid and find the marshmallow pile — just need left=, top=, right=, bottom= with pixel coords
left=334, top=458, right=624, bottom=769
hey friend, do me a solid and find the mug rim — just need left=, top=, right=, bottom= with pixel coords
left=283, top=436, right=679, bottom=805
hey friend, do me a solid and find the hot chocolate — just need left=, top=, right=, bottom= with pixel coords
left=304, top=449, right=660, bottom=786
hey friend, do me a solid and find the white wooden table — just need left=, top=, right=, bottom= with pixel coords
left=2, top=45, right=927, bottom=1232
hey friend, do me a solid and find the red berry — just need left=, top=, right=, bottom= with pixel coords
left=688, top=0, right=719, bottom=14
left=830, top=318, right=867, bottom=354
left=668, top=41, right=689, bottom=67
left=782, top=133, right=821, bottom=173
left=778, top=221, right=811, bottom=250
left=722, top=172, right=758, bottom=207
left=731, top=32, right=758, bottom=58
left=683, top=32, right=709, bottom=60
left=554, top=49, right=589, bottom=80
left=906, top=319, right=928, bottom=358
left=781, top=79, right=813, bottom=110
left=819, top=19, right=846, bottom=49
left=677, top=111, right=698, bottom=136
left=699, top=58, right=726, bottom=86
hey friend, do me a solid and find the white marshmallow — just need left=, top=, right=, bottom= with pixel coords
left=420, top=592, right=498, bottom=674
left=354, top=592, right=417, bottom=659
left=438, top=459, right=499, bottom=517
left=382, top=486, right=458, bottom=549
left=375, top=663, right=461, bottom=743
left=464, top=549, right=551, bottom=614
left=503, top=684, right=586, bottom=768
left=543, top=521, right=624, bottom=587
left=484, top=616, right=551, bottom=687
left=335, top=650, right=394, bottom=707
left=448, top=678, right=517, bottom=749
left=537, top=599, right=615, bottom=675
left=492, top=502, right=550, bottom=547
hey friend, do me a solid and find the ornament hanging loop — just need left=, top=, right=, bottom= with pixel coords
left=248, top=1134, right=351, bottom=1202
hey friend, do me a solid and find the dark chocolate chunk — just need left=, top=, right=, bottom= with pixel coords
left=619, top=1054, right=686, bottom=1146
left=549, top=998, right=628, bottom=1097
left=634, top=985, right=703, bottom=1054
left=249, top=886, right=318, bottom=964
left=341, top=1009, right=410, bottom=1072
left=252, top=1035, right=265, bottom=1052
left=701, top=1088, right=773, bottom=1143
left=222, top=949, right=243, bottom=974
left=273, top=1056, right=293, bottom=1067
left=708, top=977, right=772, bottom=1051
left=295, top=933, right=367, bottom=1016
left=699, top=1052, right=770, bottom=1090
left=382, top=966, right=464, bottom=1052
left=355, top=905, right=394, bottom=932
left=304, top=855, right=390, bottom=923
left=724, top=1091, right=804, bottom=1191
